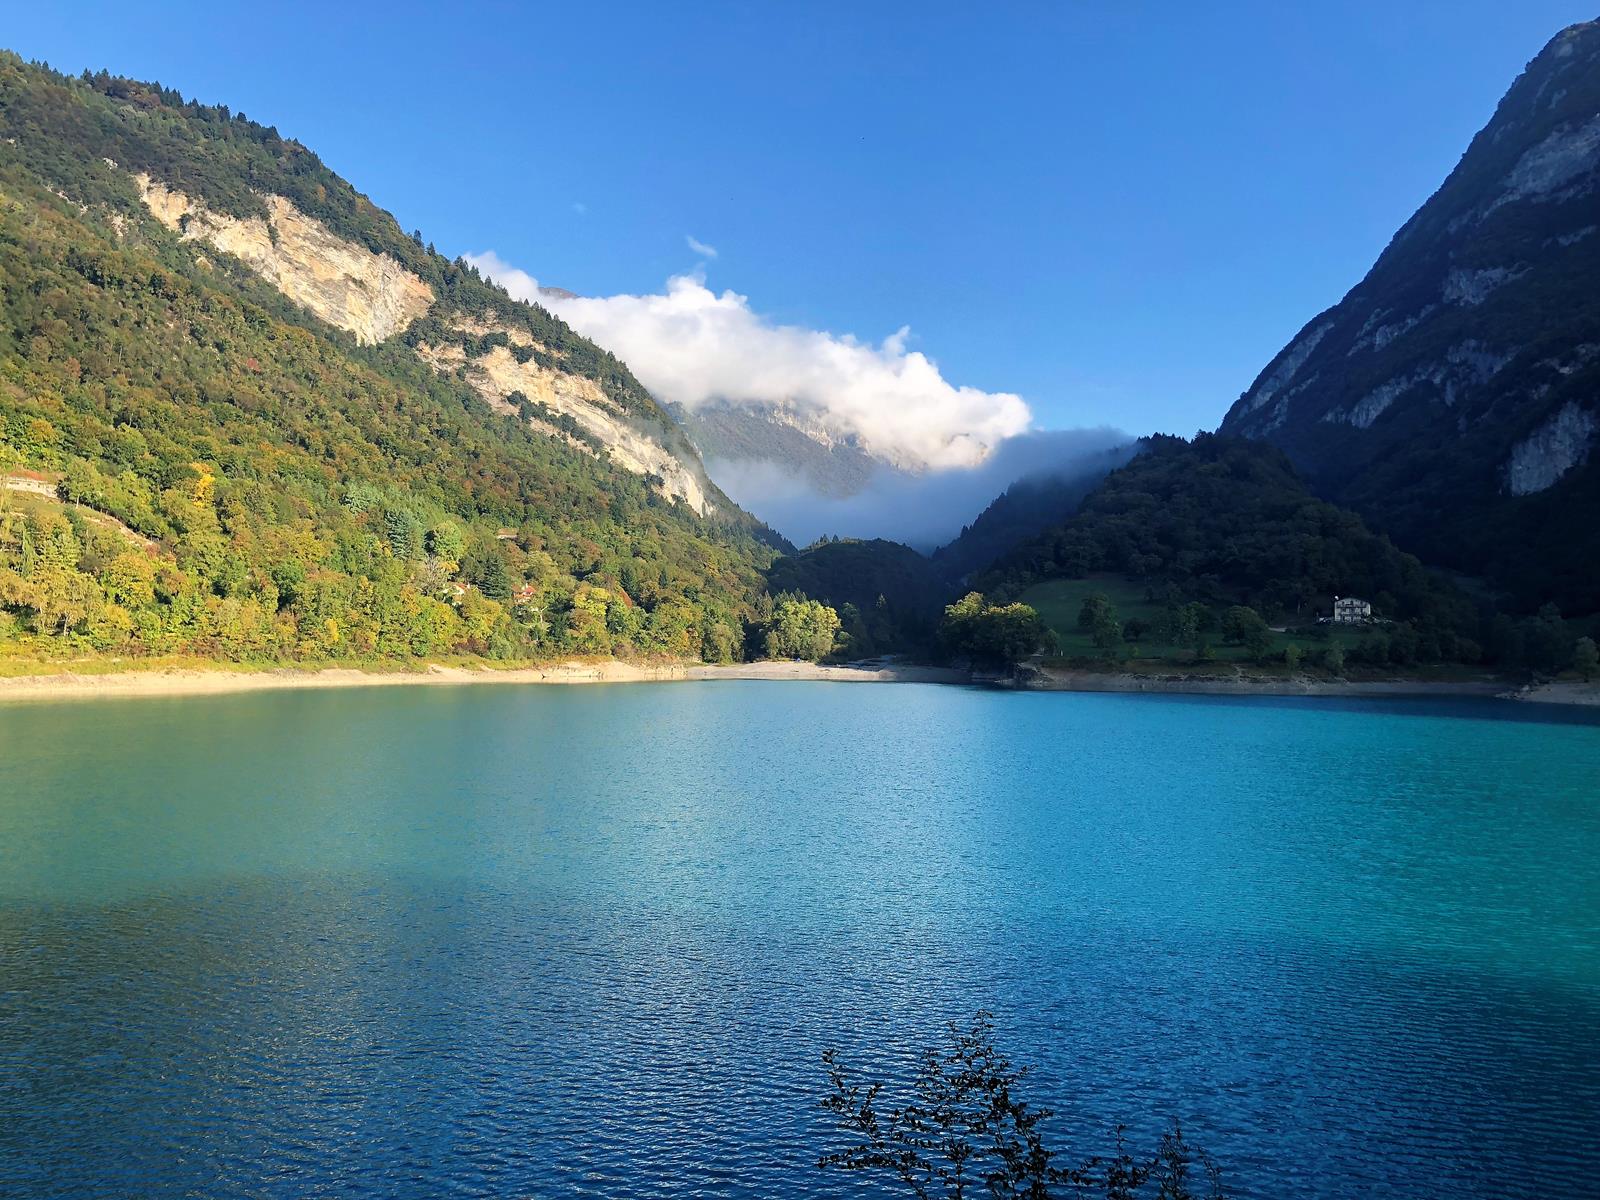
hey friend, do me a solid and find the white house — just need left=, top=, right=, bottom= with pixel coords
left=1332, top=596, right=1372, bottom=625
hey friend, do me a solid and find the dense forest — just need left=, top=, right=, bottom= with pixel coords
left=725, top=433, right=1599, bottom=676
left=0, top=54, right=790, bottom=667
left=763, top=537, right=947, bottom=658
left=979, top=435, right=1598, bottom=673
left=930, top=447, right=1134, bottom=584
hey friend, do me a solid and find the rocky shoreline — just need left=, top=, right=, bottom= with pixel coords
left=1021, top=665, right=1600, bottom=706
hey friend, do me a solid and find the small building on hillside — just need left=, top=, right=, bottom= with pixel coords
left=1332, top=595, right=1372, bottom=625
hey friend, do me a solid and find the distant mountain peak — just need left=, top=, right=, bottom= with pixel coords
left=672, top=398, right=919, bottom=500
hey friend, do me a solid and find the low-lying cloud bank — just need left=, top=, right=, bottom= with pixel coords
left=467, top=252, right=1030, bottom=471
left=468, top=250, right=1132, bottom=547
left=709, top=428, right=1135, bottom=551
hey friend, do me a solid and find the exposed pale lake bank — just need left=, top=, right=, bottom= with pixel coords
left=0, top=659, right=968, bottom=702
left=0, top=658, right=1594, bottom=705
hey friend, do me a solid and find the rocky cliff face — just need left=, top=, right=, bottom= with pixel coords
left=1219, top=20, right=1600, bottom=610
left=414, top=319, right=712, bottom=514
left=131, top=177, right=717, bottom=513
left=135, top=175, right=434, bottom=344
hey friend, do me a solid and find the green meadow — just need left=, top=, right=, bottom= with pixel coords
left=1021, top=575, right=1369, bottom=666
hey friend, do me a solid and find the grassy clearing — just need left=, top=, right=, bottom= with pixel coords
left=2, top=484, right=158, bottom=550
left=1021, top=575, right=1368, bottom=666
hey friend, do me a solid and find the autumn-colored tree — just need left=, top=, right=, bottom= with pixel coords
left=940, top=592, right=1046, bottom=667
left=760, top=594, right=842, bottom=661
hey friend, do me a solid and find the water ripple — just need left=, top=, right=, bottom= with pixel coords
left=1, top=684, right=1597, bottom=1198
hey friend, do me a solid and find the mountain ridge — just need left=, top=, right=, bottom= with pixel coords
left=0, top=54, right=731, bottom=516
left=0, top=52, right=784, bottom=666
left=1220, top=19, right=1600, bottom=612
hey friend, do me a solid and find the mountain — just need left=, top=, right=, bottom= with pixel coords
left=0, top=54, right=780, bottom=664
left=1219, top=20, right=1600, bottom=614
left=669, top=399, right=909, bottom=499
left=978, top=435, right=1493, bottom=664
left=931, top=444, right=1138, bottom=583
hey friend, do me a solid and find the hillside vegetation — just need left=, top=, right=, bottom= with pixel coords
left=979, top=435, right=1597, bottom=673
left=930, top=446, right=1136, bottom=584
left=763, top=537, right=947, bottom=658
left=1019, top=576, right=1369, bottom=668
left=0, top=54, right=783, bottom=667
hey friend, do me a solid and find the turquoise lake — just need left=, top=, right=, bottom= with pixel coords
left=1, top=682, right=1597, bottom=1198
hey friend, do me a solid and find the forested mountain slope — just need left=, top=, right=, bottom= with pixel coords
left=931, top=445, right=1137, bottom=584
left=762, top=537, right=947, bottom=656
left=0, top=54, right=782, bottom=665
left=1219, top=20, right=1600, bottom=613
left=979, top=436, right=1499, bottom=664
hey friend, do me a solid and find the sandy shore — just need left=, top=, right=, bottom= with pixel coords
left=0, top=659, right=966, bottom=703
left=682, top=661, right=969, bottom=685
left=0, top=662, right=671, bottom=702
left=0, top=659, right=1591, bottom=706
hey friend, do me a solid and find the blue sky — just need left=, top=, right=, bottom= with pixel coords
left=9, top=1, right=1597, bottom=435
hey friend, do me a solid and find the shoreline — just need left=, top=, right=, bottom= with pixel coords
left=1027, top=666, right=1510, bottom=701
left=0, top=659, right=970, bottom=703
left=0, top=659, right=1593, bottom=706
left=1024, top=666, right=1600, bottom=707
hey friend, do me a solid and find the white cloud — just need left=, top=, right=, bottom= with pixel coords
left=685, top=234, right=718, bottom=259
left=465, top=251, right=1032, bottom=471
left=471, top=251, right=541, bottom=301
left=572, top=201, right=587, bottom=216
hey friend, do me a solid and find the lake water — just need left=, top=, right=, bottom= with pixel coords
left=1, top=682, right=1597, bottom=1198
